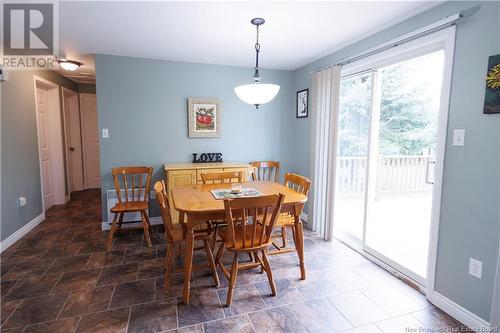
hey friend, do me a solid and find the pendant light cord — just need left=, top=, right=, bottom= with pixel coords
left=253, top=25, right=261, bottom=82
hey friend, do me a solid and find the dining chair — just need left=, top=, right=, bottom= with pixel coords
left=200, top=171, right=244, bottom=184
left=270, top=173, right=311, bottom=254
left=107, top=166, right=153, bottom=250
left=154, top=180, right=219, bottom=291
left=250, top=161, right=280, bottom=182
left=215, top=194, right=285, bottom=306
left=201, top=171, right=244, bottom=250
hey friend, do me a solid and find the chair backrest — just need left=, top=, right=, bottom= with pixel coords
left=284, top=173, right=311, bottom=196
left=250, top=161, right=280, bottom=182
left=112, top=166, right=153, bottom=203
left=201, top=171, right=243, bottom=184
left=154, top=180, right=175, bottom=242
left=223, top=194, right=285, bottom=250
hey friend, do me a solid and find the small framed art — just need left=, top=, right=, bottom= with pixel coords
left=187, top=98, right=221, bottom=138
left=296, top=89, right=308, bottom=118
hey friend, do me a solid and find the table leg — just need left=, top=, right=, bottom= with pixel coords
left=293, top=205, right=306, bottom=280
left=182, top=212, right=195, bottom=304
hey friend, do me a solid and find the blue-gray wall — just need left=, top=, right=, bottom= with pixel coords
left=291, top=1, right=500, bottom=322
left=95, top=55, right=294, bottom=220
left=1, top=70, right=77, bottom=241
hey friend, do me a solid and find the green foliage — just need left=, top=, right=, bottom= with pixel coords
left=338, top=53, right=442, bottom=157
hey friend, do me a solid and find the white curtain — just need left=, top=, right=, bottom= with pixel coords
left=309, top=66, right=341, bottom=240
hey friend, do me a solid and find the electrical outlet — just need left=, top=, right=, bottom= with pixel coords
left=19, top=197, right=27, bottom=207
left=469, top=258, right=482, bottom=279
left=102, top=128, right=109, bottom=138
left=150, top=191, right=156, bottom=200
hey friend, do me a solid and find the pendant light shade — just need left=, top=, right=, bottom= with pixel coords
left=235, top=18, right=280, bottom=109
left=234, top=83, right=280, bottom=107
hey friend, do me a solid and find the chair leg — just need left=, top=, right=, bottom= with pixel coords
left=107, top=213, right=118, bottom=251
left=164, top=243, right=175, bottom=291
left=291, top=226, right=296, bottom=244
left=203, top=239, right=220, bottom=287
left=215, top=242, right=224, bottom=268
left=143, top=211, right=153, bottom=231
left=226, top=252, right=239, bottom=307
left=117, top=213, right=124, bottom=232
left=254, top=251, right=264, bottom=274
left=281, top=227, right=287, bottom=248
left=141, top=210, right=152, bottom=247
left=211, top=223, right=219, bottom=252
left=261, top=250, right=276, bottom=296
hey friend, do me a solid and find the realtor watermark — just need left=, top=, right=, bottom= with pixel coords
left=405, top=325, right=498, bottom=332
left=2, top=1, right=59, bottom=70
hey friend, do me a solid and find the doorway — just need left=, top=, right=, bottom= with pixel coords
left=332, top=28, right=454, bottom=286
left=34, top=76, right=66, bottom=211
left=62, top=88, right=85, bottom=192
left=79, top=93, right=101, bottom=189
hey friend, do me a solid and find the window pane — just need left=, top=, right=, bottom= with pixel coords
left=365, top=50, right=445, bottom=278
left=334, top=72, right=372, bottom=241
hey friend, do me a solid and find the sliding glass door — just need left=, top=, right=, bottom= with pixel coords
left=333, top=39, right=448, bottom=285
left=333, top=72, right=372, bottom=243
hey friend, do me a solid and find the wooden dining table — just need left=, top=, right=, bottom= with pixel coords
left=171, top=180, right=308, bottom=304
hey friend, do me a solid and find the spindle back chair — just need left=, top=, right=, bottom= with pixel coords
left=200, top=171, right=244, bottom=184
left=250, top=161, right=280, bottom=182
left=271, top=173, right=311, bottom=253
left=215, top=194, right=285, bottom=306
left=107, top=166, right=153, bottom=250
left=154, top=181, right=219, bottom=291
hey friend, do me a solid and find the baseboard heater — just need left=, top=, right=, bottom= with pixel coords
left=103, top=189, right=161, bottom=230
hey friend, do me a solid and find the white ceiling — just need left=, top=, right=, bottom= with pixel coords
left=58, top=1, right=442, bottom=80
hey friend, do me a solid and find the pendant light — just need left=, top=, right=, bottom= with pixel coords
left=58, top=59, right=81, bottom=71
left=234, top=18, right=280, bottom=109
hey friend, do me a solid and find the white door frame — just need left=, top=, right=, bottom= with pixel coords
left=33, top=75, right=66, bottom=211
left=335, top=27, right=456, bottom=292
left=491, top=242, right=500, bottom=328
left=61, top=87, right=84, bottom=193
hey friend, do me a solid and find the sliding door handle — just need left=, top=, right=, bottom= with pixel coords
left=425, top=160, right=436, bottom=185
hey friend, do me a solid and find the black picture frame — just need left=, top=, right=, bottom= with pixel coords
left=296, top=88, right=309, bottom=118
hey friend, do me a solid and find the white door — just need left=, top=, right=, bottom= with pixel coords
left=36, top=87, right=54, bottom=210
left=63, top=90, right=84, bottom=191
left=80, top=94, right=101, bottom=189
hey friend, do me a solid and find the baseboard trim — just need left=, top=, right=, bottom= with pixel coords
left=101, top=216, right=162, bottom=231
left=427, top=290, right=490, bottom=331
left=0, top=212, right=45, bottom=253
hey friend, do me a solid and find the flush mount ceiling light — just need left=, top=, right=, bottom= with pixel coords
left=58, top=59, right=81, bottom=71
left=234, top=18, right=280, bottom=109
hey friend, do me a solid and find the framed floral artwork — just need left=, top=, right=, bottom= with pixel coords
left=484, top=54, right=500, bottom=114
left=187, top=98, right=222, bottom=138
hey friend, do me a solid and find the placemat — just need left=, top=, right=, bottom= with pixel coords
left=210, top=188, right=263, bottom=200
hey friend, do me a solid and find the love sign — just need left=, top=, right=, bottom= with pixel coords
left=192, top=153, right=223, bottom=163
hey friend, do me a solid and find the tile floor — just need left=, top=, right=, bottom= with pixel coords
left=0, top=189, right=469, bottom=333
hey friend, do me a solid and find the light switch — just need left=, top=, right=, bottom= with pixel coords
left=452, top=129, right=465, bottom=146
left=19, top=197, right=27, bottom=207
left=102, top=128, right=109, bottom=138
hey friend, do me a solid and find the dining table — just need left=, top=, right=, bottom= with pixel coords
left=171, top=180, right=308, bottom=304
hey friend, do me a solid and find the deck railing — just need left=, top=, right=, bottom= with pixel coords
left=336, top=155, right=433, bottom=196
